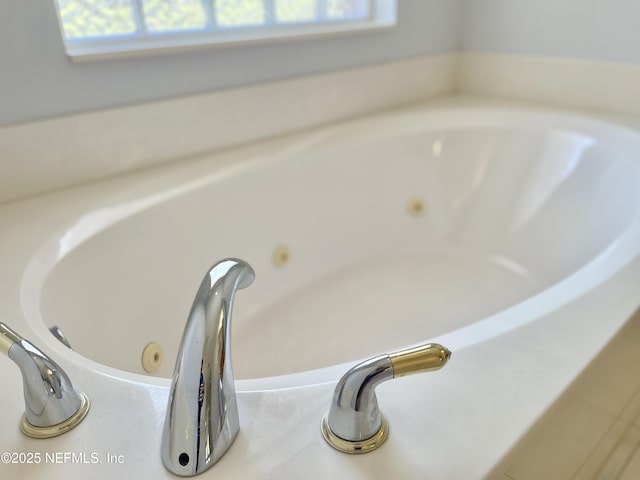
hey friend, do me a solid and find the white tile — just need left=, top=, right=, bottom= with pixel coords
left=0, top=54, right=456, bottom=204
left=459, top=53, right=640, bottom=117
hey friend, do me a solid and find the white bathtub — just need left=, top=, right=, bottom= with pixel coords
left=1, top=99, right=640, bottom=479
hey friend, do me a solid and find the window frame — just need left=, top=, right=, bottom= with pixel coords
left=53, top=0, right=397, bottom=62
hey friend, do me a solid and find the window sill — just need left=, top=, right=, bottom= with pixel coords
left=65, top=18, right=396, bottom=63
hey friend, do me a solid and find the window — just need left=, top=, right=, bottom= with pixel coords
left=54, top=0, right=397, bottom=61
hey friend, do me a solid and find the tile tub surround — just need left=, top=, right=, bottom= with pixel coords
left=458, top=52, right=640, bottom=117
left=0, top=53, right=456, bottom=205
left=7, top=50, right=640, bottom=205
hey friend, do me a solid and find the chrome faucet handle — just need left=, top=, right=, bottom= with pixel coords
left=0, top=322, right=90, bottom=438
left=321, top=343, right=451, bottom=454
left=49, top=325, right=73, bottom=349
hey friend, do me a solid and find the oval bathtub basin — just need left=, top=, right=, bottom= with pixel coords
left=36, top=107, right=640, bottom=384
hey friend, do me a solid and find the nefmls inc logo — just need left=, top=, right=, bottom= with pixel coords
left=46, top=452, right=100, bottom=464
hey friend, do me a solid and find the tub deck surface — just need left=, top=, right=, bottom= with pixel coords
left=1, top=97, right=639, bottom=479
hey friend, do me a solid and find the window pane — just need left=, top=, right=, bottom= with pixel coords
left=142, top=0, right=208, bottom=33
left=275, top=0, right=316, bottom=23
left=215, top=0, right=265, bottom=27
left=56, top=0, right=137, bottom=39
left=326, top=0, right=369, bottom=20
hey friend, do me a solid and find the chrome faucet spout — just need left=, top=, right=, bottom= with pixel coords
left=162, top=258, right=255, bottom=477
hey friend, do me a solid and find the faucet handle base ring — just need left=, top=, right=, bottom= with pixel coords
left=20, top=391, right=90, bottom=439
left=321, top=413, right=389, bottom=454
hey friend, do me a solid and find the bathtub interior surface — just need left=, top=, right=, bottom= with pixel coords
left=37, top=124, right=640, bottom=380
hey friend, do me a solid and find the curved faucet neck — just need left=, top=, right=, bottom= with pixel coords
left=162, top=258, right=255, bottom=477
left=0, top=323, right=89, bottom=438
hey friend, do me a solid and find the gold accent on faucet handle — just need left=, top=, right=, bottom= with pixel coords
left=389, top=343, right=451, bottom=377
left=20, top=392, right=90, bottom=439
left=0, top=322, right=22, bottom=355
left=321, top=413, right=389, bottom=454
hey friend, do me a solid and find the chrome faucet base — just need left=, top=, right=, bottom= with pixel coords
left=21, top=392, right=90, bottom=439
left=321, top=413, right=389, bottom=454
left=0, top=322, right=90, bottom=438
